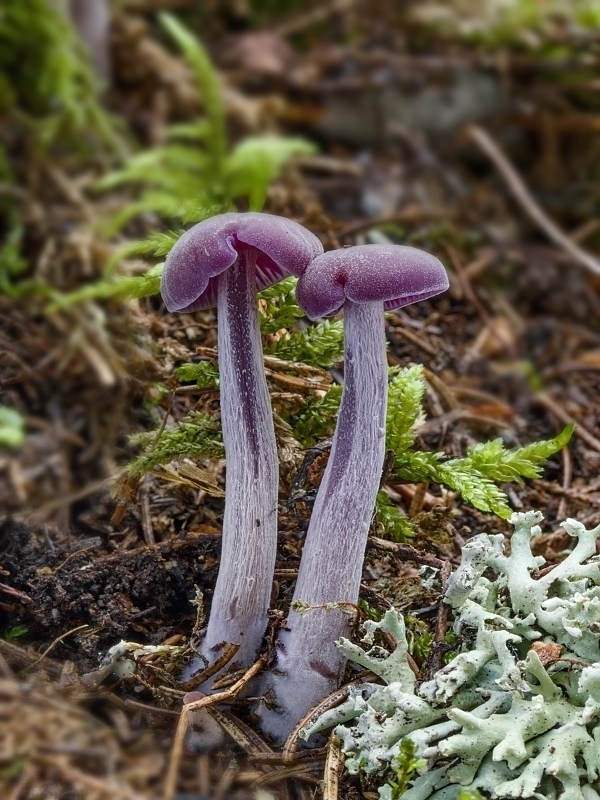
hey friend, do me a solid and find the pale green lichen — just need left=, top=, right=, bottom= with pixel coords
left=303, top=512, right=600, bottom=800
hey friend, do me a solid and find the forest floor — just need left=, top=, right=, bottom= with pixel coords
left=1, top=2, right=600, bottom=799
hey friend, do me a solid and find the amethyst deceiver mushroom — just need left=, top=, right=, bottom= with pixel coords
left=161, top=212, right=323, bottom=678
left=259, top=244, right=448, bottom=739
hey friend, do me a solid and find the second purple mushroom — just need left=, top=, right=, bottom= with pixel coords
left=259, top=244, right=448, bottom=739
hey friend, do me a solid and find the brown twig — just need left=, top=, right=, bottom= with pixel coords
left=0, top=640, right=63, bottom=677
left=0, top=583, right=32, bottom=604
left=417, top=408, right=510, bottom=436
left=323, top=733, right=343, bottom=800
left=408, top=483, right=429, bottom=518
left=423, top=368, right=460, bottom=412
left=467, top=124, right=600, bottom=276
left=390, top=483, right=439, bottom=510
left=251, top=747, right=329, bottom=766
left=368, top=537, right=447, bottom=569
left=195, top=346, right=332, bottom=391
left=251, top=765, right=321, bottom=787
left=558, top=444, right=573, bottom=520
left=264, top=367, right=332, bottom=393
left=24, top=476, right=115, bottom=521
left=206, top=705, right=274, bottom=757
left=282, top=674, right=372, bottom=765
left=140, top=479, right=155, bottom=546
left=428, top=560, right=452, bottom=679
left=106, top=694, right=180, bottom=718
left=274, top=0, right=356, bottom=37
left=213, top=760, right=238, bottom=800
left=336, top=205, right=456, bottom=240
left=463, top=248, right=497, bottom=280
left=0, top=649, right=11, bottom=678
left=442, top=242, right=491, bottom=323
left=179, top=643, right=241, bottom=692
left=534, top=393, right=600, bottom=453
left=196, top=754, right=210, bottom=796
left=26, top=625, right=89, bottom=670
left=531, top=480, right=600, bottom=506
left=163, top=656, right=267, bottom=800
left=387, top=318, right=438, bottom=356
left=197, top=346, right=329, bottom=377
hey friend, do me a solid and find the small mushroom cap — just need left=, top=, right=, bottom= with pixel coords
left=161, top=212, right=323, bottom=313
left=296, top=244, right=449, bottom=320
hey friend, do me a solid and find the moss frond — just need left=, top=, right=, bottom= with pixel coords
left=174, top=361, right=220, bottom=389
left=375, top=492, right=417, bottom=542
left=127, top=412, right=223, bottom=478
left=387, top=366, right=573, bottom=520
left=269, top=320, right=344, bottom=369
left=285, top=386, right=342, bottom=448
left=459, top=423, right=574, bottom=483
left=259, top=277, right=305, bottom=333
left=386, top=365, right=427, bottom=455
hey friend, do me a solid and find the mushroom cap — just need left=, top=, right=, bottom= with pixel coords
left=295, top=244, right=449, bottom=320
left=161, top=212, right=323, bottom=313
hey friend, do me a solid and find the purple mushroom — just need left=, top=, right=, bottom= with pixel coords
left=161, top=212, right=323, bottom=679
left=259, top=244, right=448, bottom=739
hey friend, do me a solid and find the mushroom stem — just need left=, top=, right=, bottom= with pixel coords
left=196, top=249, right=279, bottom=673
left=259, top=300, right=388, bottom=739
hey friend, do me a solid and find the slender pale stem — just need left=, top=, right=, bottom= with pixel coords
left=196, top=250, right=279, bottom=674
left=259, top=301, right=388, bottom=739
